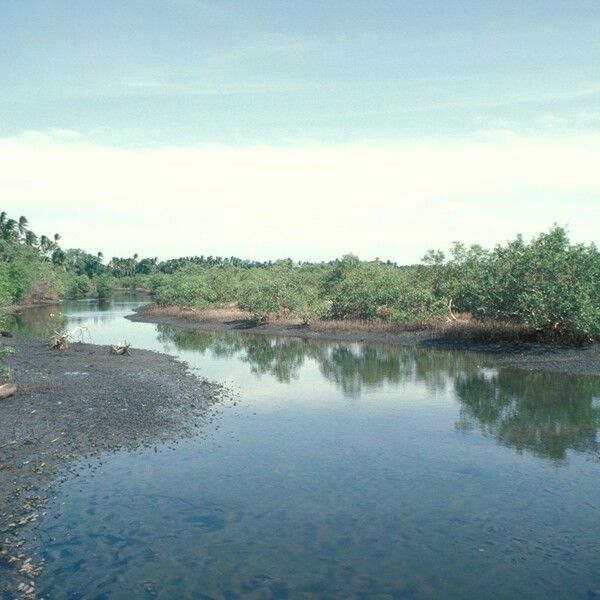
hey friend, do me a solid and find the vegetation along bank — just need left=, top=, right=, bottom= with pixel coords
left=1, top=210, right=599, bottom=348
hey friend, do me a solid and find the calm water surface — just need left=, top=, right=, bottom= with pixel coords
left=14, top=294, right=600, bottom=599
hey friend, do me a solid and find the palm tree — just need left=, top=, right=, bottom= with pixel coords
left=2, top=219, right=18, bottom=242
left=39, top=235, right=53, bottom=260
left=129, top=253, right=139, bottom=276
left=52, top=247, right=67, bottom=269
left=17, top=216, right=29, bottom=236
left=24, top=230, right=38, bottom=247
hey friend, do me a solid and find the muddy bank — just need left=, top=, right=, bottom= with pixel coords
left=129, top=306, right=600, bottom=377
left=0, top=335, right=225, bottom=597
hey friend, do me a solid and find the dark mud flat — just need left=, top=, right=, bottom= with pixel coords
left=0, top=336, right=224, bottom=596
left=128, top=309, right=600, bottom=377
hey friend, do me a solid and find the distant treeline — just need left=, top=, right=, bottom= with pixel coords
left=1, top=210, right=598, bottom=342
left=74, top=252, right=400, bottom=277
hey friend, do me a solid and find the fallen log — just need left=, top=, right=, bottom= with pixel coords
left=0, top=383, right=17, bottom=399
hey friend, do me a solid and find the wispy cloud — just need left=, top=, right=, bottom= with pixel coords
left=115, top=79, right=304, bottom=97
left=49, top=128, right=81, bottom=139
left=17, top=128, right=82, bottom=141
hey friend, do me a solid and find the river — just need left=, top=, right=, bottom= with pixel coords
left=12, top=293, right=600, bottom=599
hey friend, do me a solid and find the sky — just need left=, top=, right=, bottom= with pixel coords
left=1, top=0, right=599, bottom=263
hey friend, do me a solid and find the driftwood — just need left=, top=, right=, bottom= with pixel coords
left=50, top=326, right=87, bottom=351
left=50, top=331, right=70, bottom=350
left=110, top=342, right=131, bottom=356
left=0, top=383, right=17, bottom=399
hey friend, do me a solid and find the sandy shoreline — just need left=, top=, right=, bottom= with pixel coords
left=0, top=335, right=225, bottom=596
left=128, top=305, right=600, bottom=377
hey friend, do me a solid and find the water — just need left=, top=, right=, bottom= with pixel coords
left=13, top=295, right=600, bottom=599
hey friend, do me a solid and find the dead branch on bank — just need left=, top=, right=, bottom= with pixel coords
left=110, top=342, right=131, bottom=356
left=50, top=326, right=88, bottom=351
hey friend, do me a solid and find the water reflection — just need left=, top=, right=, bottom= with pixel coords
left=10, top=304, right=68, bottom=338
left=9, top=294, right=148, bottom=339
left=455, top=369, right=600, bottom=461
left=318, top=344, right=483, bottom=397
left=157, top=325, right=482, bottom=393
left=157, top=324, right=600, bottom=461
left=158, top=326, right=326, bottom=383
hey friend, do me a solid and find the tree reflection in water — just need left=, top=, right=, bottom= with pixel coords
left=455, top=369, right=600, bottom=461
left=157, top=324, right=600, bottom=462
left=10, top=304, right=68, bottom=338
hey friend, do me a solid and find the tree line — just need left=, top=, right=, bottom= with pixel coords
left=144, top=226, right=599, bottom=342
left=1, top=210, right=598, bottom=342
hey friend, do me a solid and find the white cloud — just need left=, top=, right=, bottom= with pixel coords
left=49, top=128, right=81, bottom=140
left=17, top=130, right=49, bottom=142
left=16, top=128, right=81, bottom=141
left=1, top=133, right=598, bottom=262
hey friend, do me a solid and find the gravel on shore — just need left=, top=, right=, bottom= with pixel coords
left=0, top=335, right=225, bottom=597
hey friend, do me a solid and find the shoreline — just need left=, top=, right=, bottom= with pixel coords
left=0, top=335, right=226, bottom=596
left=128, top=305, right=600, bottom=377
left=1, top=300, right=61, bottom=313
left=0, top=288, right=151, bottom=315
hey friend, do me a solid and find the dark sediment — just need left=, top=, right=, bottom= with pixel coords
left=0, top=335, right=224, bottom=597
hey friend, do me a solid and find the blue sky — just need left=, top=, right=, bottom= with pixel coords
left=3, top=0, right=600, bottom=145
left=1, top=1, right=599, bottom=260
